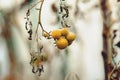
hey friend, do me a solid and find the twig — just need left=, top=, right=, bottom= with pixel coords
left=29, top=0, right=42, bottom=10
left=29, top=0, right=50, bottom=53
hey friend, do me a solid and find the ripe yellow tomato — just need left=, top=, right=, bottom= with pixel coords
left=60, top=28, right=68, bottom=36
left=56, top=37, right=68, bottom=49
left=66, top=32, right=76, bottom=41
left=51, top=29, right=61, bottom=39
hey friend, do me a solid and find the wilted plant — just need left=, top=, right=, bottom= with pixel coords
left=24, top=0, right=76, bottom=76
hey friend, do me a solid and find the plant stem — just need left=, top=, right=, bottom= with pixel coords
left=100, top=0, right=112, bottom=79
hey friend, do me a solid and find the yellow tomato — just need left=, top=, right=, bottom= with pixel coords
left=60, top=28, right=68, bottom=36
left=51, top=29, right=61, bottom=39
left=66, top=32, right=76, bottom=41
left=56, top=37, right=68, bottom=49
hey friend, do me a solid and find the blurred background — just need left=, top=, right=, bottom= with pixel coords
left=0, top=0, right=120, bottom=80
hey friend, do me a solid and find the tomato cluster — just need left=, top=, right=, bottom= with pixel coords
left=51, top=28, right=76, bottom=49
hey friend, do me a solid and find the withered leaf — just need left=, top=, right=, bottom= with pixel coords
left=113, top=30, right=117, bottom=39
left=116, top=41, right=120, bottom=48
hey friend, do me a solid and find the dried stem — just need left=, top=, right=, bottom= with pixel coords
left=38, top=0, right=49, bottom=35
left=29, top=0, right=42, bottom=10
left=100, top=0, right=113, bottom=79
left=29, top=0, right=50, bottom=54
left=100, top=1, right=120, bottom=79
left=34, top=0, right=44, bottom=42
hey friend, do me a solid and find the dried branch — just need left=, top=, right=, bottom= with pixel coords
left=24, top=0, right=52, bottom=76
left=100, top=0, right=114, bottom=80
